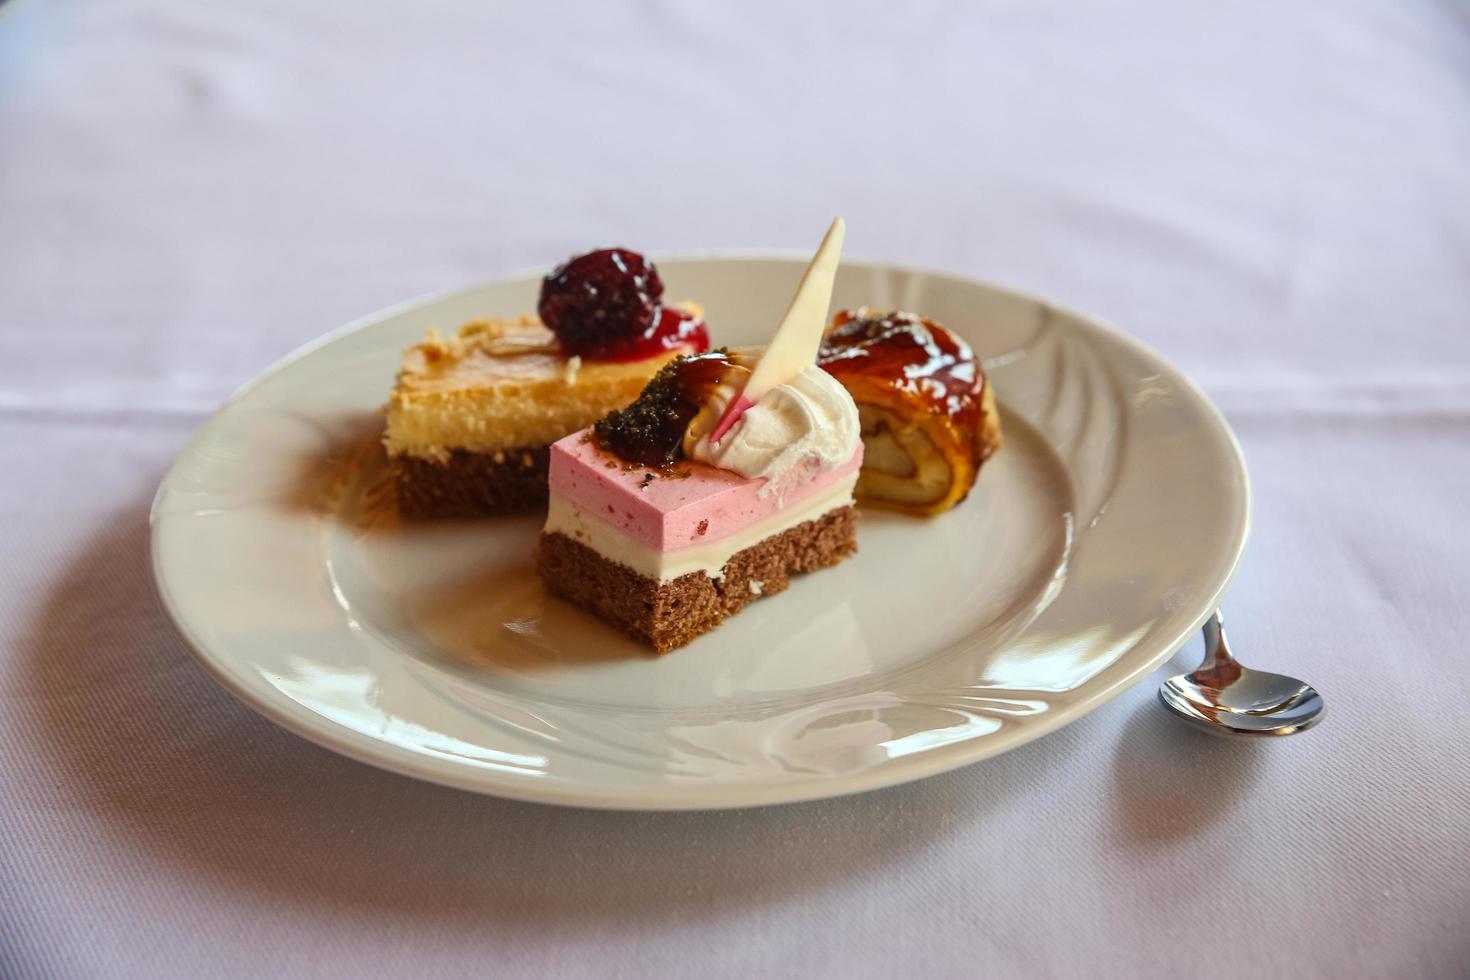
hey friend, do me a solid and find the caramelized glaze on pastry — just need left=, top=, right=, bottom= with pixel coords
left=818, top=309, right=1001, bottom=515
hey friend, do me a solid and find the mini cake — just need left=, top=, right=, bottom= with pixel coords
left=384, top=248, right=708, bottom=517
left=818, top=309, right=1002, bottom=516
left=536, top=219, right=861, bottom=652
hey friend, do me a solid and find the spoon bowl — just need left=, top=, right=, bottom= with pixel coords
left=1159, top=612, right=1325, bottom=737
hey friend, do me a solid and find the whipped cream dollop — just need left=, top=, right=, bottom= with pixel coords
left=686, top=363, right=860, bottom=488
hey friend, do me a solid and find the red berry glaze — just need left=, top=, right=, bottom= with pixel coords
left=538, top=248, right=663, bottom=358
left=591, top=304, right=710, bottom=362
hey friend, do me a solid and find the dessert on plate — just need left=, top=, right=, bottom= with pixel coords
left=818, top=308, right=1001, bottom=516
left=536, top=219, right=862, bottom=652
left=383, top=249, right=709, bottom=517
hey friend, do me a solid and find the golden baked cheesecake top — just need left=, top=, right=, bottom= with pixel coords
left=385, top=246, right=710, bottom=463
left=384, top=312, right=702, bottom=461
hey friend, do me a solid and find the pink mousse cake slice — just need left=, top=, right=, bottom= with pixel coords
left=535, top=430, right=862, bottom=652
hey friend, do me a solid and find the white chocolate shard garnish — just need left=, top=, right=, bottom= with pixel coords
left=708, top=217, right=845, bottom=445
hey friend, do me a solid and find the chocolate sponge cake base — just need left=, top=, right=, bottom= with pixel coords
left=536, top=506, right=858, bottom=653
left=392, top=446, right=550, bottom=518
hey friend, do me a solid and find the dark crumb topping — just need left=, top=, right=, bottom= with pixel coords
left=593, top=349, right=740, bottom=467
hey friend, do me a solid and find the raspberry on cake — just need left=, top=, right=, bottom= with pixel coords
left=818, top=309, right=1002, bottom=516
left=535, top=220, right=862, bottom=652
left=384, top=248, right=709, bottom=517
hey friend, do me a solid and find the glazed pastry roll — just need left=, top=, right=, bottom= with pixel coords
left=818, top=309, right=1001, bottom=516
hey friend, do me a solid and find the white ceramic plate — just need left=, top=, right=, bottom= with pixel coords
left=151, top=256, right=1249, bottom=810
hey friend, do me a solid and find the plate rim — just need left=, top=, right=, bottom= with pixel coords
left=150, top=252, right=1251, bottom=810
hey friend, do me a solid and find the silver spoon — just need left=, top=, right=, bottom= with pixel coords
left=1159, top=611, right=1325, bottom=736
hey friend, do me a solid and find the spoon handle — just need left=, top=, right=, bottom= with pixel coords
left=1201, top=611, right=1230, bottom=669
left=1194, top=611, right=1244, bottom=685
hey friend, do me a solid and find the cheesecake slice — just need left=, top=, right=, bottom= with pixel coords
left=384, top=317, right=698, bottom=517
left=383, top=246, right=707, bottom=518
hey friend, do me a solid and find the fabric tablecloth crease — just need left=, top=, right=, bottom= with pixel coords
left=2, top=1, right=1468, bottom=977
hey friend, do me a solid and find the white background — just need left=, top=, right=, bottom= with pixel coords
left=3, top=1, right=1468, bottom=977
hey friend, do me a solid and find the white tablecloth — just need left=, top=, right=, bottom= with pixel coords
left=4, top=1, right=1468, bottom=977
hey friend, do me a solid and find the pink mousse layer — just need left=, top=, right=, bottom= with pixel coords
left=548, top=430, right=863, bottom=553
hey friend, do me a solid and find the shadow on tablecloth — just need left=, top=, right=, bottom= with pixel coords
left=1110, top=698, right=1266, bottom=845
left=25, top=495, right=1261, bottom=926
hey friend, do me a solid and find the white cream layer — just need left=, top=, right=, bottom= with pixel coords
left=545, top=471, right=858, bottom=582
left=686, top=363, right=860, bottom=488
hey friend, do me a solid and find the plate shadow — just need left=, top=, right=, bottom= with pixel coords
left=25, top=494, right=1086, bottom=931
left=1110, top=698, right=1266, bottom=846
